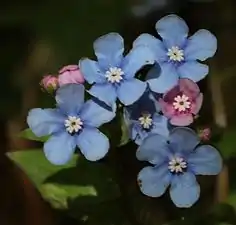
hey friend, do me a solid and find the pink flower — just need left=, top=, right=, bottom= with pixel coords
left=159, top=78, right=203, bottom=126
left=40, top=75, right=58, bottom=92
left=58, top=65, right=84, bottom=86
left=198, top=127, right=211, bottom=141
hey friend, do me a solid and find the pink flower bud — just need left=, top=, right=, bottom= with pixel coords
left=40, top=75, right=58, bottom=93
left=198, top=127, right=211, bottom=141
left=58, top=65, right=84, bottom=86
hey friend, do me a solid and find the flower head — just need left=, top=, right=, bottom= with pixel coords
left=58, top=65, right=85, bottom=86
left=198, top=127, right=211, bottom=141
left=79, top=33, right=155, bottom=107
left=136, top=127, right=222, bottom=208
left=27, top=84, right=116, bottom=165
left=40, top=75, right=59, bottom=93
left=124, top=90, right=169, bottom=145
left=159, top=78, right=203, bottom=126
left=133, top=14, right=217, bottom=93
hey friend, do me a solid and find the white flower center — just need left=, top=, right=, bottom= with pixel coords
left=173, top=94, right=191, bottom=112
left=167, top=46, right=184, bottom=62
left=64, top=116, right=83, bottom=134
left=105, top=67, right=124, bottom=83
left=168, top=157, right=187, bottom=173
left=138, top=113, right=153, bottom=129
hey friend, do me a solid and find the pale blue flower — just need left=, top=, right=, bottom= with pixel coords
left=124, top=90, right=169, bottom=145
left=27, top=84, right=115, bottom=165
left=137, top=127, right=222, bottom=208
left=79, top=33, right=155, bottom=107
left=133, top=14, right=217, bottom=93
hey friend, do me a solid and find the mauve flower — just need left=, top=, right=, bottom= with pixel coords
left=58, top=65, right=85, bottom=86
left=159, top=78, right=203, bottom=126
left=40, top=75, right=59, bottom=92
left=198, top=127, right=211, bottom=141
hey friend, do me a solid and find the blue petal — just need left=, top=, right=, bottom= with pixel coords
left=56, top=84, right=85, bottom=114
left=44, top=132, right=76, bottom=165
left=178, top=61, right=209, bottom=82
left=122, top=46, right=155, bottom=79
left=79, top=99, right=116, bottom=127
left=169, top=127, right=200, bottom=154
left=188, top=145, right=223, bottom=175
left=138, top=165, right=171, bottom=197
left=170, top=172, right=200, bottom=208
left=93, top=33, right=124, bottom=70
left=117, top=79, right=147, bottom=106
left=152, top=114, right=169, bottom=138
left=133, top=33, right=167, bottom=62
left=88, top=83, right=117, bottom=107
left=79, top=58, right=106, bottom=84
left=76, top=128, right=109, bottom=161
left=136, top=134, right=171, bottom=165
left=184, top=29, right=217, bottom=61
left=155, top=14, right=189, bottom=47
left=27, top=108, right=65, bottom=137
left=147, top=63, right=178, bottom=93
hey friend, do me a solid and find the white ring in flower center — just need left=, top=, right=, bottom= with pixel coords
left=167, top=46, right=184, bottom=62
left=64, top=116, right=83, bottom=134
left=138, top=113, right=153, bottom=129
left=173, top=94, right=191, bottom=112
left=105, top=67, right=124, bottom=83
left=168, top=157, right=187, bottom=173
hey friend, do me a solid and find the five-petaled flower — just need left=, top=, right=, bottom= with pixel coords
left=133, top=14, right=217, bottom=93
left=27, top=84, right=116, bottom=165
left=124, top=90, right=169, bottom=145
left=79, top=33, right=155, bottom=107
left=136, top=127, right=222, bottom=208
left=159, top=78, right=203, bottom=126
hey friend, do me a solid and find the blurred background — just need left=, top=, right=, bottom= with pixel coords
left=1, top=0, right=236, bottom=224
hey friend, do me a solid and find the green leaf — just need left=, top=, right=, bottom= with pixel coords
left=18, top=128, right=49, bottom=142
left=7, top=149, right=120, bottom=210
left=119, top=111, right=130, bottom=147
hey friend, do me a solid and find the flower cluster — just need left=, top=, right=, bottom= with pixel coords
left=27, top=14, right=222, bottom=208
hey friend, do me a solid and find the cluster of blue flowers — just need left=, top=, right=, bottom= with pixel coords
left=27, top=14, right=222, bottom=208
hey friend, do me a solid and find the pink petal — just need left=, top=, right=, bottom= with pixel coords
left=170, top=114, right=194, bottom=126
left=179, top=78, right=200, bottom=99
left=159, top=98, right=175, bottom=118
left=163, top=85, right=180, bottom=102
left=59, top=65, right=78, bottom=74
left=191, top=93, right=203, bottom=115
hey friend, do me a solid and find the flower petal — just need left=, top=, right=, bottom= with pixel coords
left=117, top=79, right=147, bottom=106
left=147, top=63, right=178, bottom=93
left=138, top=165, right=171, bottom=197
left=184, top=29, right=217, bottom=61
left=93, top=33, right=124, bottom=69
left=27, top=108, right=65, bottom=137
left=179, top=78, right=200, bottom=99
left=159, top=98, right=175, bottom=118
left=76, top=128, right=109, bottom=161
left=191, top=93, right=203, bottom=115
left=88, top=83, right=117, bottom=107
left=133, top=33, right=167, bottom=62
left=80, top=99, right=116, bottom=127
left=136, top=134, right=171, bottom=165
left=178, top=61, right=209, bottom=82
left=44, top=132, right=76, bottom=165
left=122, top=46, right=155, bottom=79
left=169, top=127, right=200, bottom=153
left=188, top=145, right=223, bottom=175
left=56, top=84, right=85, bottom=114
left=170, top=114, right=194, bottom=126
left=79, top=58, right=106, bottom=84
left=155, top=14, right=189, bottom=47
left=152, top=114, right=170, bottom=138
left=170, top=172, right=200, bottom=208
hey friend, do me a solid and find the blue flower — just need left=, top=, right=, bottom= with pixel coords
left=136, top=127, right=222, bottom=208
left=27, top=84, right=116, bottom=165
left=79, top=33, right=155, bottom=107
left=124, top=90, right=169, bottom=145
left=133, top=14, right=217, bottom=93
